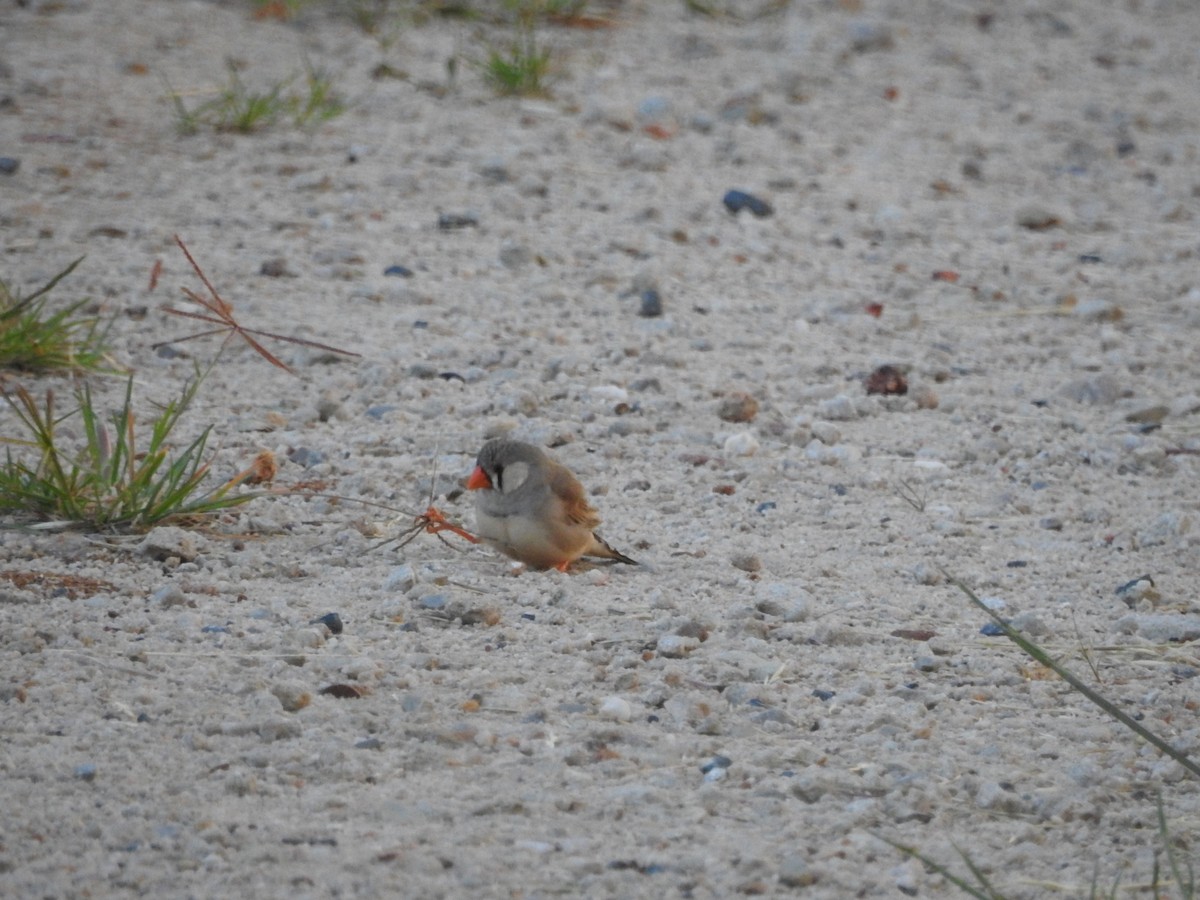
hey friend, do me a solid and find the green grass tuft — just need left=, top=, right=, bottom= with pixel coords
left=0, top=372, right=256, bottom=532
left=168, top=61, right=345, bottom=135
left=480, top=27, right=553, bottom=96
left=0, top=258, right=110, bottom=373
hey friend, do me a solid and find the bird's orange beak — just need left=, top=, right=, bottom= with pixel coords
left=466, top=465, right=492, bottom=491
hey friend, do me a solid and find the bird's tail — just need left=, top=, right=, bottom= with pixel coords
left=589, top=533, right=639, bottom=566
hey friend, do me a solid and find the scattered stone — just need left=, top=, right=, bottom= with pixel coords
left=139, top=526, right=204, bottom=562
left=1126, top=405, right=1169, bottom=425
left=912, top=385, right=939, bottom=409
left=0, top=157, right=20, bottom=175
left=287, top=446, right=327, bottom=468
left=979, top=622, right=1006, bottom=636
left=700, top=755, right=732, bottom=777
left=810, top=420, right=840, bottom=445
left=864, top=365, right=907, bottom=396
left=656, top=633, right=700, bottom=658
left=723, top=431, right=760, bottom=456
left=438, top=212, right=478, bottom=230
left=259, top=257, right=291, bottom=277
left=309, top=612, right=343, bottom=635
left=722, top=189, right=773, bottom=217
left=271, top=682, right=312, bottom=712
left=598, top=696, right=633, bottom=722
left=384, top=565, right=417, bottom=592
left=384, top=264, right=414, bottom=277
left=638, top=288, right=663, bottom=317
left=1016, top=205, right=1063, bottom=230
left=847, top=20, right=894, bottom=52
left=811, top=689, right=835, bottom=701
left=778, top=855, right=816, bottom=888
left=817, top=394, right=857, bottom=421
left=150, top=584, right=188, bottom=607
left=74, top=763, right=97, bottom=782
left=717, top=391, right=758, bottom=423
left=731, top=553, right=762, bottom=573
left=417, top=593, right=448, bottom=611
left=320, top=684, right=365, bottom=699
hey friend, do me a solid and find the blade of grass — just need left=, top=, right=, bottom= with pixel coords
left=874, top=835, right=1002, bottom=900
left=0, top=256, right=85, bottom=320
left=942, top=567, right=1200, bottom=780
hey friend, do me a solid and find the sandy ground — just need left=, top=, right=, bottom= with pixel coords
left=2, top=0, right=1200, bottom=896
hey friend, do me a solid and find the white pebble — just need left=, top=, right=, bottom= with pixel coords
left=590, top=384, right=628, bottom=403
left=656, top=633, right=700, bottom=658
left=383, top=565, right=416, bottom=592
left=598, top=696, right=633, bottom=722
left=723, top=431, right=760, bottom=457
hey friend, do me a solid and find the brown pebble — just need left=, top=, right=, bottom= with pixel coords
left=717, top=391, right=759, bottom=423
left=865, top=365, right=908, bottom=396
left=260, top=258, right=292, bottom=277
left=913, top=385, right=939, bottom=409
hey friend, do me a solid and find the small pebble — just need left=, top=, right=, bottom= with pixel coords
left=811, top=689, right=835, bottom=701
left=717, top=391, right=758, bottom=423
left=755, top=501, right=776, bottom=514
left=722, top=189, right=773, bottom=217
left=271, top=682, right=312, bottom=713
left=817, top=394, right=857, bottom=421
left=656, top=633, right=699, bottom=658
left=723, top=431, right=759, bottom=456
left=259, top=258, right=291, bottom=278
left=74, top=763, right=97, bottom=782
left=287, top=447, right=326, bottom=468
left=598, top=696, right=633, bottom=722
left=638, top=288, right=663, bottom=317
left=384, top=565, right=416, bottom=592
left=418, top=594, right=448, bottom=611
left=151, top=584, right=188, bottom=607
left=355, top=737, right=384, bottom=750
left=0, top=157, right=19, bottom=175
left=810, top=421, right=840, bottom=445
left=979, top=622, right=1006, bottom=637
left=731, top=553, right=762, bottom=573
left=438, top=212, right=478, bottom=230
left=383, top=265, right=413, bottom=277
left=700, top=755, right=732, bottom=775
left=310, top=612, right=344, bottom=635
left=1016, top=204, right=1063, bottom=230
left=864, top=365, right=907, bottom=396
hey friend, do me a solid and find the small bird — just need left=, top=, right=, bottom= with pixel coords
left=466, top=439, right=638, bottom=572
